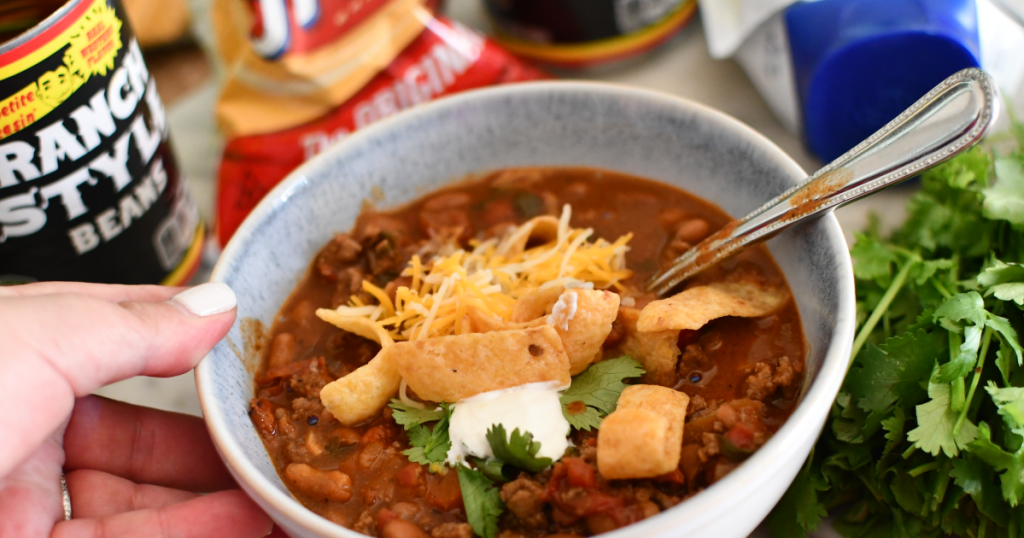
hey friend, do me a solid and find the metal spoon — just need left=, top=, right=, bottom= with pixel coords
left=647, top=67, right=999, bottom=297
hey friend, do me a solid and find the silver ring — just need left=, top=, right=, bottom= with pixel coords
left=60, top=473, right=72, bottom=520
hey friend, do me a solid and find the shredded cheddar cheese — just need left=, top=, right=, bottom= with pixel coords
left=328, top=205, right=633, bottom=341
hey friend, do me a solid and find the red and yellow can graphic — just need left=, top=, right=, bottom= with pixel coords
left=0, top=0, right=203, bottom=285
left=484, top=0, right=697, bottom=68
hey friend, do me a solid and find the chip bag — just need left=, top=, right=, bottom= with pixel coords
left=204, top=0, right=547, bottom=245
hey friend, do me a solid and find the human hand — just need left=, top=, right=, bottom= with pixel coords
left=0, top=282, right=275, bottom=538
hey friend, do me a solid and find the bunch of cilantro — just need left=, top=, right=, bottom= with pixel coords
left=768, top=125, right=1024, bottom=538
left=388, top=356, right=644, bottom=538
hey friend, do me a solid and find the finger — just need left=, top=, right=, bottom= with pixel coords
left=52, top=490, right=274, bottom=538
left=0, top=427, right=65, bottom=538
left=65, top=470, right=198, bottom=519
left=0, top=283, right=236, bottom=478
left=0, top=282, right=183, bottom=303
left=65, top=397, right=236, bottom=492
left=266, top=526, right=290, bottom=538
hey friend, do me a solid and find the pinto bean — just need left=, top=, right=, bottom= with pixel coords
left=305, top=430, right=325, bottom=456
left=249, top=398, right=276, bottom=440
left=380, top=519, right=429, bottom=538
left=674, top=218, right=710, bottom=244
left=331, top=426, right=362, bottom=447
left=285, top=463, right=353, bottom=503
left=358, top=441, right=385, bottom=470
left=268, top=333, right=297, bottom=369
left=390, top=502, right=420, bottom=520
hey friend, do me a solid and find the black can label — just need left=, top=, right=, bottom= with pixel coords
left=0, top=0, right=203, bottom=285
left=485, top=0, right=696, bottom=67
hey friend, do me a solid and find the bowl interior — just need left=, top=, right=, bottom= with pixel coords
left=197, top=82, right=855, bottom=538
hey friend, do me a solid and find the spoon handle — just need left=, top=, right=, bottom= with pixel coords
left=648, top=67, right=999, bottom=297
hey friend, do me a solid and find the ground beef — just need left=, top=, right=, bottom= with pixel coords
left=698, top=432, right=720, bottom=463
left=500, top=477, right=548, bottom=529
left=430, top=522, right=473, bottom=538
left=576, top=444, right=597, bottom=465
left=775, top=356, right=799, bottom=387
left=290, top=397, right=325, bottom=421
left=678, top=344, right=711, bottom=374
left=353, top=509, right=376, bottom=535
left=744, top=356, right=801, bottom=400
left=288, top=359, right=333, bottom=399
left=687, top=394, right=708, bottom=415
left=316, top=233, right=363, bottom=280
left=332, top=267, right=366, bottom=308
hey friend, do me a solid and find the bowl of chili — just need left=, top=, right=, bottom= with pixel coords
left=196, top=81, right=856, bottom=538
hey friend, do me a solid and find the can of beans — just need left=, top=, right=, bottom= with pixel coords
left=483, top=0, right=697, bottom=68
left=0, top=0, right=203, bottom=284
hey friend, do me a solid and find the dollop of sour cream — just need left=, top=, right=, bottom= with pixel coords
left=446, top=381, right=570, bottom=466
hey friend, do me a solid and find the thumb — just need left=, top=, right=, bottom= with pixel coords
left=0, top=283, right=237, bottom=478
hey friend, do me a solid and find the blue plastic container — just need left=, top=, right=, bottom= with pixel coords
left=786, top=0, right=981, bottom=162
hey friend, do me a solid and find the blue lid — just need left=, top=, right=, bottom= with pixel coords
left=786, top=0, right=981, bottom=162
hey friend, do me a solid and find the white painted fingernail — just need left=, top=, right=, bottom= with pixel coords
left=171, top=283, right=237, bottom=317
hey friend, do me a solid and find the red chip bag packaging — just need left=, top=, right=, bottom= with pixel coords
left=207, top=0, right=547, bottom=245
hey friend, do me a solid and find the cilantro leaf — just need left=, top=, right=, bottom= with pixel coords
left=997, top=337, right=1015, bottom=386
left=468, top=457, right=513, bottom=483
left=850, top=232, right=898, bottom=285
left=845, top=329, right=944, bottom=412
left=979, top=259, right=1024, bottom=305
left=907, top=381, right=979, bottom=457
left=951, top=454, right=1011, bottom=525
left=389, top=399, right=447, bottom=430
left=966, top=422, right=1024, bottom=506
left=457, top=466, right=504, bottom=538
left=881, top=405, right=907, bottom=459
left=560, top=356, right=644, bottom=430
left=934, top=324, right=982, bottom=383
left=765, top=456, right=827, bottom=538
left=563, top=405, right=603, bottom=431
left=986, top=382, right=1024, bottom=437
left=485, top=425, right=553, bottom=473
left=983, top=158, right=1024, bottom=227
left=934, top=292, right=987, bottom=330
left=986, top=315, right=1023, bottom=367
left=403, top=404, right=453, bottom=466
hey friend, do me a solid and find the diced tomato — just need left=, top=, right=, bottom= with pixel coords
left=561, top=490, right=624, bottom=517
left=426, top=470, right=463, bottom=511
left=724, top=422, right=755, bottom=450
left=564, top=457, right=596, bottom=488
left=378, top=508, right=397, bottom=529
left=546, top=460, right=623, bottom=521
left=395, top=463, right=423, bottom=488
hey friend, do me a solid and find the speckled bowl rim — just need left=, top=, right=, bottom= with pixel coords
left=197, top=81, right=856, bottom=538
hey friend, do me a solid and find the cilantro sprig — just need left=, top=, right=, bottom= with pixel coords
left=457, top=466, right=504, bottom=538
left=768, top=138, right=1024, bottom=538
left=400, top=402, right=453, bottom=466
left=560, top=356, right=644, bottom=430
left=389, top=399, right=448, bottom=429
